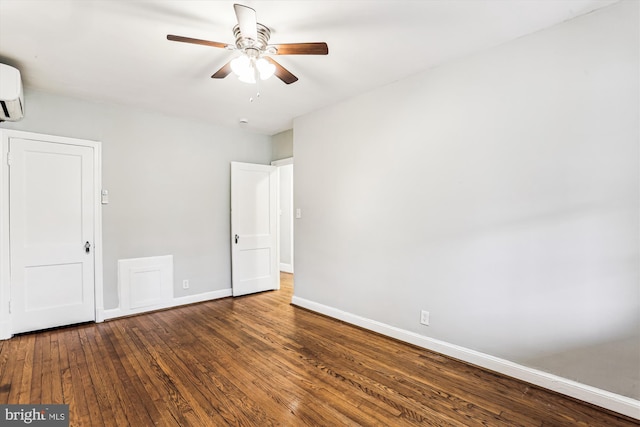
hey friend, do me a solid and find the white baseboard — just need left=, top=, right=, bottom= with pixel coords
left=174, top=289, right=232, bottom=306
left=104, top=288, right=232, bottom=321
left=279, top=263, right=293, bottom=273
left=291, top=296, right=640, bottom=420
left=102, top=307, right=122, bottom=320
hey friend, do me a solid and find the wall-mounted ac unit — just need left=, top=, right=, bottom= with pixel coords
left=0, top=64, right=24, bottom=122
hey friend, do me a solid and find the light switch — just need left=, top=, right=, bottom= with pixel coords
left=295, top=208, right=302, bottom=219
left=101, top=189, right=109, bottom=204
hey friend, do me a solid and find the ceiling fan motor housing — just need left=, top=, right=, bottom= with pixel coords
left=233, top=23, right=272, bottom=54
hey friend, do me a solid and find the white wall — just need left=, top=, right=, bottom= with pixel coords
left=272, top=129, right=293, bottom=161
left=293, top=0, right=639, bottom=403
left=0, top=89, right=271, bottom=309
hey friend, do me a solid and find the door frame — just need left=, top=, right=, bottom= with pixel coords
left=271, top=157, right=294, bottom=275
left=0, top=129, right=104, bottom=339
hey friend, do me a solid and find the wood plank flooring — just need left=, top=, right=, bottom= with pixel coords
left=0, top=273, right=637, bottom=426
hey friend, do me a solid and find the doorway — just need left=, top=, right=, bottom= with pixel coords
left=272, top=158, right=294, bottom=275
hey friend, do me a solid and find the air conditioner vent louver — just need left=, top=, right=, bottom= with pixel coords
left=0, top=64, right=24, bottom=122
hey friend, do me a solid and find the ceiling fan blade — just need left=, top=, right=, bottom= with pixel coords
left=211, top=61, right=233, bottom=79
left=265, top=57, right=298, bottom=84
left=234, top=4, right=258, bottom=42
left=272, top=43, right=328, bottom=55
left=167, top=34, right=228, bottom=49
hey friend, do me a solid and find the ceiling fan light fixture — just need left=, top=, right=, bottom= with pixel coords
left=230, top=55, right=250, bottom=75
left=238, top=72, right=256, bottom=84
left=169, top=4, right=328, bottom=85
left=231, top=54, right=275, bottom=84
left=256, top=58, right=275, bottom=80
left=231, top=55, right=256, bottom=83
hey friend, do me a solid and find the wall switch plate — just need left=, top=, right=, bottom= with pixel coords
left=295, top=208, right=302, bottom=219
left=420, top=310, right=430, bottom=326
left=182, top=279, right=189, bottom=289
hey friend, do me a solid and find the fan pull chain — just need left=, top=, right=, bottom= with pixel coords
left=250, top=69, right=261, bottom=103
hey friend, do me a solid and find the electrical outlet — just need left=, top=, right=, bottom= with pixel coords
left=182, top=279, right=189, bottom=289
left=420, top=310, right=430, bottom=326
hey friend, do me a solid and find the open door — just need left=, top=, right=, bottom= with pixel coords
left=231, top=162, right=278, bottom=296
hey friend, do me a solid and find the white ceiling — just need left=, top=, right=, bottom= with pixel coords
left=0, top=0, right=618, bottom=135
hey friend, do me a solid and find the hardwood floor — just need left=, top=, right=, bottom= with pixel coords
left=0, top=273, right=636, bottom=426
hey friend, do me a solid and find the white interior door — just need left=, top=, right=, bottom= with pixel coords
left=9, top=138, right=96, bottom=334
left=231, top=162, right=278, bottom=296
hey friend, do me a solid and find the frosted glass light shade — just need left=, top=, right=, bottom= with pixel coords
left=231, top=55, right=254, bottom=83
left=256, top=58, right=275, bottom=80
left=238, top=71, right=256, bottom=84
left=230, top=55, right=275, bottom=84
left=230, top=55, right=250, bottom=74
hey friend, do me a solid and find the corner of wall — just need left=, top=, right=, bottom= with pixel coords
left=271, top=129, right=294, bottom=161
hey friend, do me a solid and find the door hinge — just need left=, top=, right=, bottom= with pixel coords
left=6, top=153, right=12, bottom=166
left=8, top=300, right=11, bottom=314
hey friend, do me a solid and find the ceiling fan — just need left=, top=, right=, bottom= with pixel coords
left=167, top=3, right=328, bottom=85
